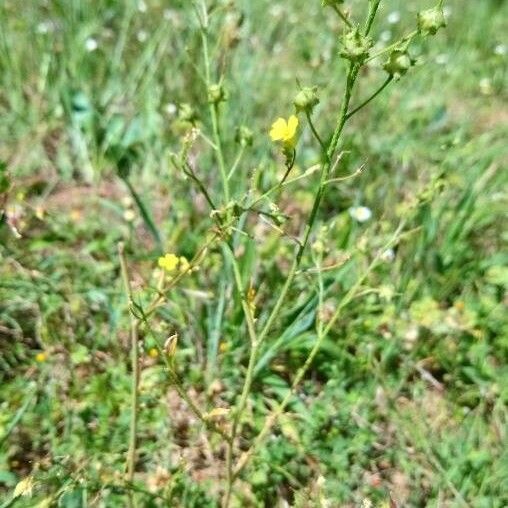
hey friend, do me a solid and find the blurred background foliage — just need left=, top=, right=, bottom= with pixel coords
left=0, top=0, right=507, bottom=506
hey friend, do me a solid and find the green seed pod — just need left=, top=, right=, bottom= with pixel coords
left=293, top=86, right=320, bottom=114
left=207, top=83, right=226, bottom=104
left=417, top=7, right=446, bottom=36
left=339, top=28, right=373, bottom=64
left=235, top=125, right=254, bottom=147
left=383, top=49, right=414, bottom=79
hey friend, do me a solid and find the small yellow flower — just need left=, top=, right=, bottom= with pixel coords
left=269, top=115, right=299, bottom=146
left=147, top=348, right=159, bottom=358
left=158, top=253, right=179, bottom=272
left=35, top=352, right=47, bottom=363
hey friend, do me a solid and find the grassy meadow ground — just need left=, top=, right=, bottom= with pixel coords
left=0, top=0, right=507, bottom=506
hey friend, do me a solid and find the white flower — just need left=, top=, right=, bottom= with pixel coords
left=443, top=6, right=452, bottom=19
left=380, top=248, right=395, bottom=262
left=137, top=0, right=147, bottom=13
left=123, top=209, right=136, bottom=222
left=494, top=44, right=506, bottom=56
left=387, top=11, right=401, bottom=24
left=435, top=53, right=449, bottom=65
left=164, top=103, right=177, bottom=116
left=349, top=206, right=372, bottom=223
left=85, top=37, right=98, bottom=52
left=36, top=21, right=54, bottom=34
left=137, top=30, right=148, bottom=43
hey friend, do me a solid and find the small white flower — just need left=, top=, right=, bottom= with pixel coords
left=387, top=11, right=401, bottom=24
left=85, top=37, right=98, bottom=52
left=165, top=103, right=177, bottom=116
left=349, top=206, right=372, bottom=223
left=494, top=44, right=506, bottom=56
left=123, top=209, right=136, bottom=222
left=36, top=21, right=54, bottom=34
left=443, top=6, right=452, bottom=19
left=137, top=30, right=148, bottom=43
left=380, top=248, right=395, bottom=262
left=435, top=53, right=449, bottom=65
left=137, top=0, right=147, bottom=13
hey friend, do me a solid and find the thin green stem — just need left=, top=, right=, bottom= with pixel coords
left=223, top=244, right=259, bottom=507
left=198, top=0, right=230, bottom=204
left=118, top=242, right=140, bottom=508
left=227, top=145, right=245, bottom=181
left=365, top=0, right=382, bottom=35
left=365, top=30, right=418, bottom=63
left=331, top=4, right=353, bottom=27
left=211, top=102, right=230, bottom=203
left=305, top=110, right=327, bottom=156
left=346, top=76, right=393, bottom=120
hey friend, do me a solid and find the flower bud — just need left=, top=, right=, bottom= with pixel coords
left=339, top=28, right=373, bottom=64
left=417, top=7, right=446, bottom=36
left=164, top=333, right=178, bottom=359
left=293, top=86, right=320, bottom=114
left=383, top=49, right=414, bottom=79
left=207, top=83, right=226, bottom=104
left=235, top=125, right=253, bottom=147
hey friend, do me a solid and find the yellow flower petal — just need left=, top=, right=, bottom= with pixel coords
left=158, top=253, right=179, bottom=272
left=269, top=118, right=288, bottom=141
left=286, top=115, right=299, bottom=140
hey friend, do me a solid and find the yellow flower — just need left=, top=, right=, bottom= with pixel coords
left=269, top=115, right=299, bottom=146
left=147, top=348, right=159, bottom=358
left=158, top=253, right=179, bottom=272
left=35, top=352, right=47, bottom=363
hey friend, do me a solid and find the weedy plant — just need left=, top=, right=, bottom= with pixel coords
left=113, top=0, right=449, bottom=505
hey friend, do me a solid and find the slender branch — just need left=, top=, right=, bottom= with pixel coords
left=246, top=164, right=321, bottom=210
left=118, top=242, right=140, bottom=508
left=305, top=110, right=327, bottom=156
left=227, top=145, right=245, bottom=181
left=331, top=4, right=353, bottom=28
left=198, top=0, right=230, bottom=205
left=279, top=149, right=296, bottom=185
left=364, top=0, right=382, bottom=35
left=365, top=30, right=418, bottom=63
left=182, top=161, right=218, bottom=211
left=346, top=76, right=393, bottom=120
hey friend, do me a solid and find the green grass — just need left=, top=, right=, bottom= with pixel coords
left=0, top=0, right=507, bottom=506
